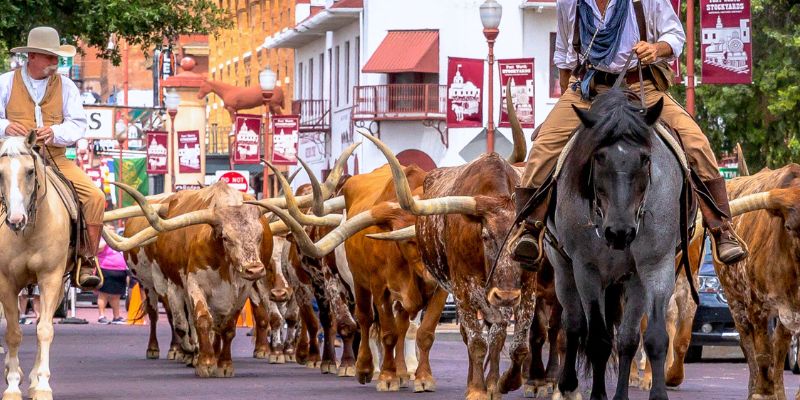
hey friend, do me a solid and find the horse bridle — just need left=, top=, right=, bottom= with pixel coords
left=0, top=145, right=45, bottom=232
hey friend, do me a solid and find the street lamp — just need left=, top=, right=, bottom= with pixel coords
left=480, top=0, right=502, bottom=154
left=114, top=118, right=127, bottom=208
left=164, top=90, right=181, bottom=192
left=259, top=67, right=277, bottom=199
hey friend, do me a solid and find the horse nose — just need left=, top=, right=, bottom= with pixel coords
left=7, top=213, right=24, bottom=225
left=487, top=288, right=522, bottom=307
left=604, top=226, right=636, bottom=250
left=270, top=288, right=290, bottom=302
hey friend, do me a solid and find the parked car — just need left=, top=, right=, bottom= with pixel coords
left=685, top=239, right=739, bottom=362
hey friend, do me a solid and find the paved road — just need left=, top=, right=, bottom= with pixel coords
left=4, top=317, right=800, bottom=399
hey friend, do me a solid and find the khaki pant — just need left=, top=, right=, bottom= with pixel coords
left=45, top=146, right=105, bottom=226
left=521, top=78, right=721, bottom=188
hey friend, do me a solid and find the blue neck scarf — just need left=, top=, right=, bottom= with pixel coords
left=577, top=0, right=631, bottom=98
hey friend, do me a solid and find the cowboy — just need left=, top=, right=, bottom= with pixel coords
left=513, top=0, right=746, bottom=268
left=0, top=26, right=104, bottom=289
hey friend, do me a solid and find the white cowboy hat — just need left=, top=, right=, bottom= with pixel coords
left=10, top=27, right=76, bottom=57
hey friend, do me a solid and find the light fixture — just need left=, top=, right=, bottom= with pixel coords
left=164, top=90, right=181, bottom=113
left=259, top=67, right=277, bottom=91
left=114, top=119, right=127, bottom=141
left=479, top=0, right=503, bottom=30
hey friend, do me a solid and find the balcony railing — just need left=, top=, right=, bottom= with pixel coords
left=207, top=124, right=231, bottom=155
left=291, top=99, right=330, bottom=131
left=353, top=84, right=447, bottom=121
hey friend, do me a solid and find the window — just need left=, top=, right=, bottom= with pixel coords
left=298, top=62, right=304, bottom=99
left=245, top=74, right=251, bottom=87
left=334, top=46, right=340, bottom=107
left=261, top=0, right=267, bottom=31
left=345, top=41, right=350, bottom=104
left=309, top=58, right=314, bottom=98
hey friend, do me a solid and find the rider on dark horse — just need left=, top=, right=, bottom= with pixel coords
left=513, top=0, right=747, bottom=268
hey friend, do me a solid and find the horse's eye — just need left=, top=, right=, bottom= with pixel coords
left=25, top=168, right=34, bottom=178
left=594, top=152, right=607, bottom=163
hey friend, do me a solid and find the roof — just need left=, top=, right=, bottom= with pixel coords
left=521, top=0, right=557, bottom=9
left=331, top=0, right=363, bottom=8
left=362, top=30, right=439, bottom=74
left=264, top=3, right=361, bottom=49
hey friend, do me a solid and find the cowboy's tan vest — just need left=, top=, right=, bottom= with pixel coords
left=6, top=69, right=63, bottom=132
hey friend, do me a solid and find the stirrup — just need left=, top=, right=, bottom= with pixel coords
left=708, top=228, right=749, bottom=266
left=512, top=225, right=546, bottom=271
left=75, top=257, right=105, bottom=290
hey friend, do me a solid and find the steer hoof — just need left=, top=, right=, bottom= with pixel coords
left=357, top=370, right=373, bottom=385
left=285, top=354, right=296, bottom=363
left=215, top=362, right=235, bottom=378
left=523, top=380, right=554, bottom=398
left=465, top=389, right=489, bottom=400
left=639, top=374, right=653, bottom=391
left=253, top=349, right=269, bottom=359
left=1, top=391, right=22, bottom=400
left=376, top=377, right=400, bottom=392
left=414, top=376, right=437, bottom=392
left=195, top=364, right=216, bottom=378
left=268, top=354, right=286, bottom=364
left=146, top=348, right=160, bottom=360
left=166, top=348, right=179, bottom=360
left=321, top=360, right=337, bottom=374
left=552, top=390, right=582, bottom=400
left=30, top=390, right=53, bottom=400
left=305, top=360, right=321, bottom=369
left=337, top=365, right=356, bottom=377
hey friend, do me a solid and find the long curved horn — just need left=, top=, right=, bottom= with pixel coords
left=297, top=157, right=326, bottom=217
left=261, top=201, right=402, bottom=258
left=366, top=225, right=416, bottom=241
left=506, top=79, right=527, bottom=164
left=104, top=202, right=170, bottom=222
left=248, top=142, right=360, bottom=211
left=277, top=168, right=302, bottom=196
left=261, top=161, right=343, bottom=227
left=357, top=129, right=478, bottom=216
left=113, top=182, right=216, bottom=231
left=102, top=225, right=160, bottom=252
left=690, top=191, right=772, bottom=242
left=736, top=143, right=750, bottom=177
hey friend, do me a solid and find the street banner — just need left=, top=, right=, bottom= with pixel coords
left=233, top=113, right=262, bottom=165
left=270, top=115, right=299, bottom=166
left=498, top=58, right=535, bottom=128
left=145, top=131, right=168, bottom=174
left=670, top=0, right=682, bottom=84
left=113, top=157, right=148, bottom=207
left=700, top=0, right=752, bottom=84
left=447, top=57, right=483, bottom=128
left=177, top=130, right=201, bottom=173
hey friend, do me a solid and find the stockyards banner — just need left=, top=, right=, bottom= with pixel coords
left=447, top=57, right=483, bottom=128
left=498, top=58, right=535, bottom=128
left=177, top=130, right=201, bottom=173
left=271, top=115, right=299, bottom=166
left=701, top=0, right=752, bottom=84
left=145, top=131, right=168, bottom=174
left=233, top=113, right=262, bottom=165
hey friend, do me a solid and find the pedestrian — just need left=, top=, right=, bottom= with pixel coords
left=96, top=228, right=128, bottom=324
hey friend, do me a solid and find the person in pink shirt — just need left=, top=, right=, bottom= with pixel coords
left=96, top=225, right=129, bottom=324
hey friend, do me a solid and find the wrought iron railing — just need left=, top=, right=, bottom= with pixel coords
left=352, top=84, right=447, bottom=120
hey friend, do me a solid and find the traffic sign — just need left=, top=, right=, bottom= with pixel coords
left=215, top=170, right=250, bottom=193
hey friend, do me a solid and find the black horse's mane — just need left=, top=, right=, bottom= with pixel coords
left=562, top=89, right=654, bottom=198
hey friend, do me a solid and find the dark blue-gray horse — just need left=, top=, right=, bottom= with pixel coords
left=547, top=89, right=675, bottom=400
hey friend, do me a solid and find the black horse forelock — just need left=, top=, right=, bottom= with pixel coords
left=562, top=89, right=653, bottom=198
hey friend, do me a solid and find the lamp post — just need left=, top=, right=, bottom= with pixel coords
left=114, top=118, right=127, bottom=208
left=480, top=0, right=502, bottom=154
left=164, top=90, right=181, bottom=192
left=259, top=67, right=277, bottom=199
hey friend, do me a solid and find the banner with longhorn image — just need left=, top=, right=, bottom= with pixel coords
left=498, top=58, right=535, bottom=128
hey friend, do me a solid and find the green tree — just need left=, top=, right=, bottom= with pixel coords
left=672, top=0, right=800, bottom=171
left=0, top=0, right=231, bottom=66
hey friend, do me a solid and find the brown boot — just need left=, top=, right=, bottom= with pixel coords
left=698, top=177, right=747, bottom=265
left=76, top=223, right=104, bottom=290
left=512, top=186, right=551, bottom=271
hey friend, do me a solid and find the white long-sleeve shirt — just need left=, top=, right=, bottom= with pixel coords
left=554, top=0, right=685, bottom=73
left=0, top=70, right=87, bottom=147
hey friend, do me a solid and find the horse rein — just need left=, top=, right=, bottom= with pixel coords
left=0, top=139, right=47, bottom=233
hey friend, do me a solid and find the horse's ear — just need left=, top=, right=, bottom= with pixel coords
left=25, top=130, right=36, bottom=148
left=572, top=105, right=598, bottom=129
left=644, top=97, right=664, bottom=126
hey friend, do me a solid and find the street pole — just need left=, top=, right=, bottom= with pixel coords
left=484, top=28, right=498, bottom=154
left=686, top=0, right=696, bottom=117
left=168, top=110, right=177, bottom=192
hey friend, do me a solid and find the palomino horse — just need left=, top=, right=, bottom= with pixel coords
left=546, top=89, right=677, bottom=400
left=0, top=132, right=71, bottom=400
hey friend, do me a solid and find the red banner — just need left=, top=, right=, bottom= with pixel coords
left=233, top=113, right=262, bottom=165
left=498, top=58, right=535, bottom=128
left=447, top=57, right=483, bottom=128
left=177, top=130, right=201, bottom=173
left=271, top=115, right=299, bottom=166
left=700, top=0, right=752, bottom=84
left=670, top=0, right=682, bottom=84
left=146, top=131, right=168, bottom=174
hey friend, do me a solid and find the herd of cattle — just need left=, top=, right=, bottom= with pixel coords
left=99, top=118, right=800, bottom=400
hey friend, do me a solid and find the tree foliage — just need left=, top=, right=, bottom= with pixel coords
left=0, top=0, right=231, bottom=65
left=671, top=0, right=800, bottom=171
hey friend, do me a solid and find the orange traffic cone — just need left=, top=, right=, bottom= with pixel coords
left=236, top=299, right=254, bottom=328
left=127, top=283, right=146, bottom=325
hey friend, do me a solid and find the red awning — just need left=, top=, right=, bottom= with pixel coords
left=362, top=30, right=439, bottom=74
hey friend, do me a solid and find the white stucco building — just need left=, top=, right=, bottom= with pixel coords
left=264, top=0, right=559, bottom=187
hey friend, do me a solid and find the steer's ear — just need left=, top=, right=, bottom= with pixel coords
left=573, top=105, right=598, bottom=129
left=644, top=97, right=664, bottom=126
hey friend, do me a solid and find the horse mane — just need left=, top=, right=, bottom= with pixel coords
left=561, top=89, right=653, bottom=198
left=0, top=137, right=32, bottom=157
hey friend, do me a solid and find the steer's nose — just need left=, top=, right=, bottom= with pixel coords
left=487, top=288, right=522, bottom=307
left=270, top=288, right=290, bottom=303
left=604, top=225, right=636, bottom=250
left=241, top=263, right=266, bottom=281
